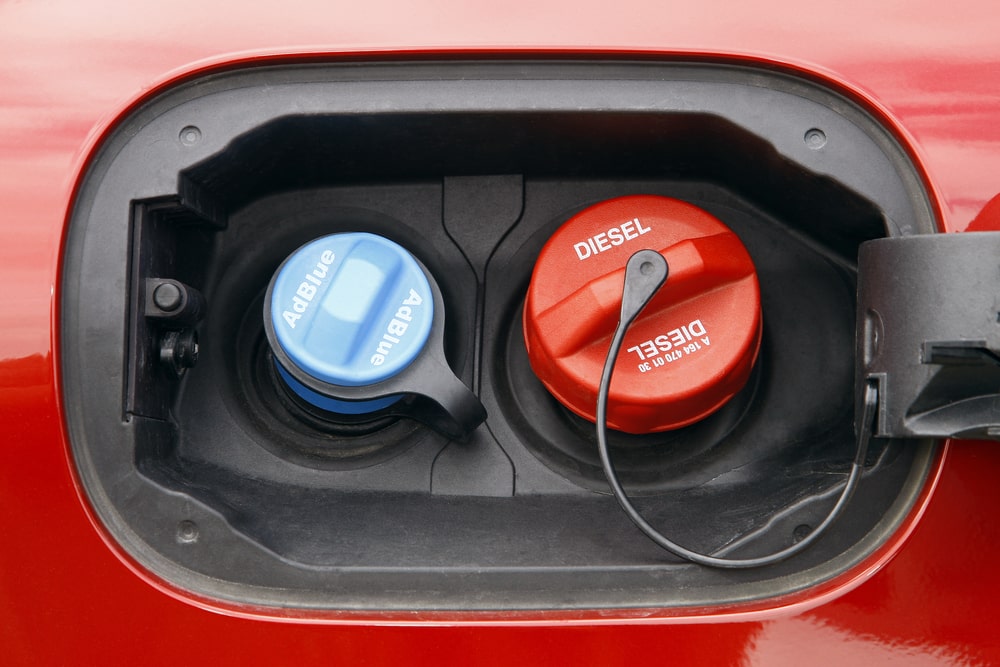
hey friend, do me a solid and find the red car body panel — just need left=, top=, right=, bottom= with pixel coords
left=2, top=1, right=1000, bottom=663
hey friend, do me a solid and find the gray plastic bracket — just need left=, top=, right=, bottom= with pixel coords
left=857, top=232, right=1000, bottom=440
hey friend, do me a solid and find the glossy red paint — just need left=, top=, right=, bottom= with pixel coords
left=3, top=0, right=1000, bottom=663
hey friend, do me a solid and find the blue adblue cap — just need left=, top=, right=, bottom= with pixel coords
left=268, top=232, right=434, bottom=412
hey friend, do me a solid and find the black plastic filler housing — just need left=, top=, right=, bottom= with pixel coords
left=61, top=60, right=939, bottom=610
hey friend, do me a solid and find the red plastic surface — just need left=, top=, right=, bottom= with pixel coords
left=3, top=1, right=1000, bottom=664
left=524, top=196, right=760, bottom=432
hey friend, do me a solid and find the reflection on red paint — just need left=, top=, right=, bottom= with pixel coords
left=966, top=193, right=1000, bottom=232
left=810, top=443, right=1000, bottom=664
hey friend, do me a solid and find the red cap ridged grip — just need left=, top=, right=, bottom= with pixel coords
left=523, top=195, right=762, bottom=434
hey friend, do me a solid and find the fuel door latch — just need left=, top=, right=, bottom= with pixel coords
left=857, top=232, right=1000, bottom=440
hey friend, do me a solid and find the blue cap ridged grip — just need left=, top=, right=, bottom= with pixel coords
left=270, top=232, right=434, bottom=389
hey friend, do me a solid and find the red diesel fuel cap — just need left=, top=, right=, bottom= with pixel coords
left=523, top=195, right=762, bottom=434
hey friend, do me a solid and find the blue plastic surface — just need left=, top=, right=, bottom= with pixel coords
left=269, top=233, right=434, bottom=398
left=275, top=364, right=401, bottom=414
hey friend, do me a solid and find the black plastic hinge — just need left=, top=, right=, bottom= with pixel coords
left=857, top=232, right=1000, bottom=440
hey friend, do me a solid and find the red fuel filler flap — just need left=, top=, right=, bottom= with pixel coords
left=523, top=195, right=762, bottom=433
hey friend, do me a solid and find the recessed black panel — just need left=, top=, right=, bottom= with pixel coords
left=61, top=60, right=936, bottom=610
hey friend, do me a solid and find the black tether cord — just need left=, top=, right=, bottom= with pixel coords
left=596, top=249, right=878, bottom=568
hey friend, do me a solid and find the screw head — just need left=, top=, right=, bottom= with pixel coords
left=176, top=520, right=199, bottom=544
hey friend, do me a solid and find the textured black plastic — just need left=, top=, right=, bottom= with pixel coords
left=59, top=60, right=937, bottom=611
left=858, top=233, right=1000, bottom=439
